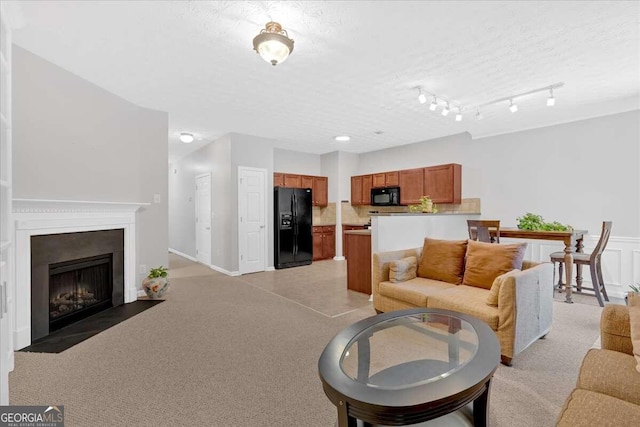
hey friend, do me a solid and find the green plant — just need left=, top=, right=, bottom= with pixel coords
left=148, top=266, right=168, bottom=279
left=516, top=213, right=572, bottom=231
left=629, top=284, right=640, bottom=293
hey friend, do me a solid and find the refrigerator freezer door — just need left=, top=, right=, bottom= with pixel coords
left=293, top=188, right=313, bottom=263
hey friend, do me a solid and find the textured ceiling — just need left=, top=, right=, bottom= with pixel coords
left=10, top=1, right=640, bottom=163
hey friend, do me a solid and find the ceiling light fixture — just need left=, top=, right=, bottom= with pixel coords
left=252, top=21, right=294, bottom=66
left=179, top=133, right=194, bottom=143
left=334, top=135, right=351, bottom=142
left=417, top=88, right=427, bottom=104
left=429, top=96, right=438, bottom=111
left=441, top=103, right=450, bottom=116
left=509, top=99, right=518, bottom=113
left=547, top=88, right=556, bottom=106
left=455, top=108, right=463, bottom=122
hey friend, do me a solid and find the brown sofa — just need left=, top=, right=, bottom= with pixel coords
left=372, top=245, right=554, bottom=365
left=556, top=304, right=640, bottom=426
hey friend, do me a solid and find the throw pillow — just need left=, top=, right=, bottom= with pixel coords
left=628, top=293, right=640, bottom=373
left=463, top=240, right=527, bottom=290
left=389, top=256, right=417, bottom=283
left=417, top=238, right=468, bottom=285
left=486, top=269, right=521, bottom=306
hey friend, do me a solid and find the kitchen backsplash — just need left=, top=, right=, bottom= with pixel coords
left=314, top=198, right=481, bottom=225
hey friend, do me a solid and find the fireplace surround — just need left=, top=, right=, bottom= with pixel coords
left=13, top=199, right=148, bottom=349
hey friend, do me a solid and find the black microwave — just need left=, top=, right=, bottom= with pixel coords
left=371, top=187, right=400, bottom=206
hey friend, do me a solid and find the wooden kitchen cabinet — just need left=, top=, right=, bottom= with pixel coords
left=423, top=163, right=461, bottom=204
left=284, top=174, right=302, bottom=188
left=362, top=175, right=372, bottom=205
left=399, top=168, right=424, bottom=205
left=342, top=225, right=367, bottom=260
left=301, top=175, right=314, bottom=189
left=351, top=176, right=363, bottom=205
left=313, top=176, right=328, bottom=206
left=372, top=171, right=400, bottom=188
left=273, top=173, right=284, bottom=187
left=312, top=225, right=335, bottom=260
left=344, top=231, right=372, bottom=294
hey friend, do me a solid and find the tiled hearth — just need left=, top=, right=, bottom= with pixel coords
left=12, top=199, right=148, bottom=349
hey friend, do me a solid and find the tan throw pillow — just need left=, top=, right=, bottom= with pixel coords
left=389, top=256, right=417, bottom=283
left=486, top=269, right=521, bottom=306
left=463, top=240, right=527, bottom=290
left=628, top=293, right=640, bottom=373
left=417, top=238, right=468, bottom=285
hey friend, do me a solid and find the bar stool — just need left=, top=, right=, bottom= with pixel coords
left=550, top=221, right=612, bottom=307
left=467, top=220, right=500, bottom=243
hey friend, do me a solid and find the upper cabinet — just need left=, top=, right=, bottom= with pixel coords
left=274, top=172, right=328, bottom=207
left=372, top=171, right=399, bottom=188
left=352, top=175, right=373, bottom=205
left=423, top=163, right=461, bottom=204
left=399, top=168, right=424, bottom=205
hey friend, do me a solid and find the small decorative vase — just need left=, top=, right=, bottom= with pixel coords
left=142, top=276, right=169, bottom=299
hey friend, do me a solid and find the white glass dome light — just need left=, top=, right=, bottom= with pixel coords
left=253, top=22, right=295, bottom=66
left=180, top=133, right=194, bottom=143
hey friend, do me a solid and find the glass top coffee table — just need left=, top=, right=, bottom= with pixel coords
left=318, top=308, right=500, bottom=427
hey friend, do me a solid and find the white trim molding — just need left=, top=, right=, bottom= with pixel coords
left=209, top=264, right=241, bottom=277
left=12, top=198, right=148, bottom=350
left=168, top=247, right=197, bottom=262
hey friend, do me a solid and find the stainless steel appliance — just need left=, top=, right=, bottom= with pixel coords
left=274, top=187, right=313, bottom=269
left=371, top=187, right=400, bottom=206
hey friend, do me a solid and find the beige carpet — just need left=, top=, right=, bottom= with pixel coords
left=10, top=255, right=606, bottom=426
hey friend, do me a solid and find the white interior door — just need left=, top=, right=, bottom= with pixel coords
left=238, top=167, right=266, bottom=274
left=195, top=173, right=211, bottom=265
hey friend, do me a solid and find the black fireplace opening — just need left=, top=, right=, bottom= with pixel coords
left=49, top=254, right=113, bottom=332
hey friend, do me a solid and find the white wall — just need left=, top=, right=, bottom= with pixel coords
left=359, top=110, right=640, bottom=238
left=13, top=46, right=169, bottom=286
left=273, top=148, right=321, bottom=175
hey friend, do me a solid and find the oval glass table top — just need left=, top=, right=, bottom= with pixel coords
left=339, top=312, right=479, bottom=390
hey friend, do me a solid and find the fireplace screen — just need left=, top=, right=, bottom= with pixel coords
left=49, top=254, right=113, bottom=330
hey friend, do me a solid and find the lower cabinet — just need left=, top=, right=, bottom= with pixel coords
left=344, top=231, right=372, bottom=294
left=342, top=225, right=367, bottom=259
left=312, top=226, right=335, bottom=261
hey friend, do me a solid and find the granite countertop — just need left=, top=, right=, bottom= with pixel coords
left=370, top=212, right=481, bottom=216
left=344, top=229, right=371, bottom=235
left=342, top=223, right=370, bottom=226
left=312, top=223, right=336, bottom=226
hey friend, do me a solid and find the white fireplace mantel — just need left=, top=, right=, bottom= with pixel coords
left=12, top=198, right=149, bottom=350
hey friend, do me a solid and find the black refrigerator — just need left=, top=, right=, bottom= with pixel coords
left=274, top=187, right=313, bottom=269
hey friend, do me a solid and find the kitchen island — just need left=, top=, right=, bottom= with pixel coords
left=370, top=212, right=481, bottom=253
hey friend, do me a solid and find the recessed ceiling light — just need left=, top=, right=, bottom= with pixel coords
left=334, top=135, right=351, bottom=142
left=180, top=133, right=195, bottom=143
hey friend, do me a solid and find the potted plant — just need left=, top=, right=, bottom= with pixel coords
left=142, top=266, right=169, bottom=298
left=419, top=195, right=434, bottom=213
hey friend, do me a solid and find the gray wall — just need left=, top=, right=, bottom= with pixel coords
left=13, top=46, right=169, bottom=287
left=357, top=110, right=640, bottom=237
left=170, top=133, right=275, bottom=273
left=273, top=148, right=321, bottom=175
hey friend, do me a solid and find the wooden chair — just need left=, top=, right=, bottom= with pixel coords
left=467, top=220, right=500, bottom=243
left=550, top=221, right=612, bottom=307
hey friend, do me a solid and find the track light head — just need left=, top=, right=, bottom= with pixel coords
left=455, top=109, right=462, bottom=122
left=547, top=88, right=555, bottom=106
left=509, top=99, right=518, bottom=113
left=418, top=93, right=427, bottom=104
left=429, top=97, right=438, bottom=111
left=441, top=103, right=450, bottom=116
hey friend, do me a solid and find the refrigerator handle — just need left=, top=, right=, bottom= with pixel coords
left=292, top=193, right=297, bottom=255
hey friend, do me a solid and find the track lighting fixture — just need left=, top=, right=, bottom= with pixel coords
left=429, top=97, right=438, bottom=111
left=412, top=82, right=563, bottom=123
left=418, top=88, right=427, bottom=104
left=547, top=88, right=555, bottom=106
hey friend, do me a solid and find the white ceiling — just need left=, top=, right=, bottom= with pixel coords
left=10, top=1, right=640, bottom=163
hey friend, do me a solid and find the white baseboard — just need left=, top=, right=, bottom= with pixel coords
left=137, top=290, right=147, bottom=298
left=168, top=247, right=197, bottom=262
left=333, top=256, right=345, bottom=261
left=208, top=264, right=241, bottom=277
left=265, top=266, right=275, bottom=271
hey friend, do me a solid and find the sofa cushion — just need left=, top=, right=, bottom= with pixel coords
left=486, top=269, right=521, bottom=307
left=417, top=238, right=468, bottom=285
left=379, top=278, right=455, bottom=307
left=557, top=389, right=640, bottom=427
left=627, top=292, right=640, bottom=373
left=426, top=285, right=499, bottom=330
left=389, top=256, right=417, bottom=283
left=578, top=348, right=640, bottom=406
left=462, top=240, right=527, bottom=290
